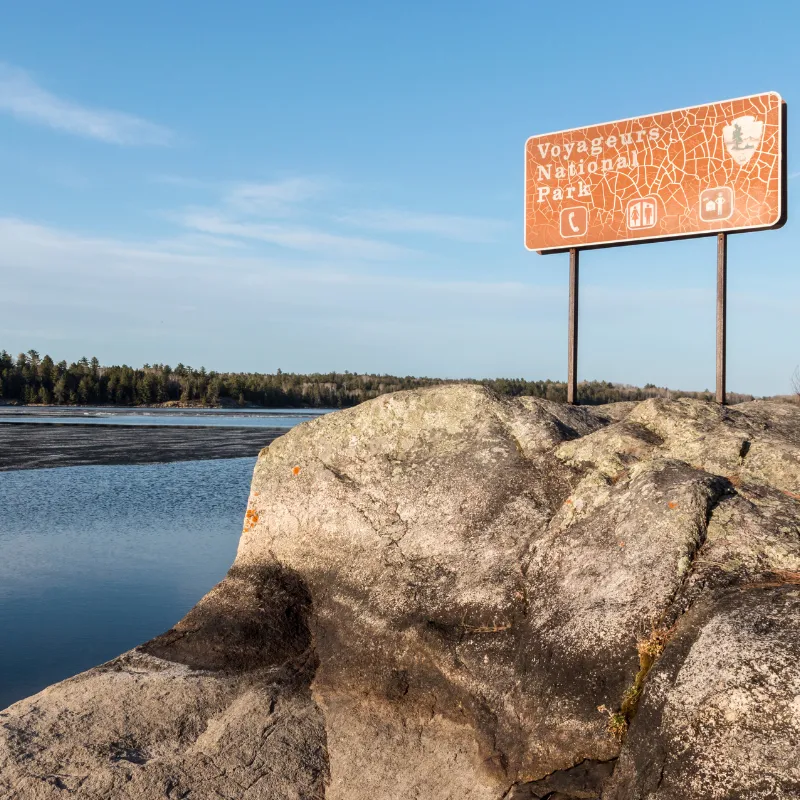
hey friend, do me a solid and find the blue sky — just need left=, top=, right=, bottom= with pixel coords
left=0, top=1, right=797, bottom=395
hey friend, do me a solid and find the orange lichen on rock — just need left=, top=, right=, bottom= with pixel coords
left=244, top=507, right=260, bottom=532
left=292, top=466, right=301, bottom=476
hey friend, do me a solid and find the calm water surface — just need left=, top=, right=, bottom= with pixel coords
left=0, top=457, right=256, bottom=710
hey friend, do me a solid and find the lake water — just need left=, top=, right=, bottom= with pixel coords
left=0, top=457, right=256, bottom=710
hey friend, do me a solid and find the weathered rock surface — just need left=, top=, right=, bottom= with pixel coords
left=1, top=387, right=798, bottom=799
left=603, top=587, right=800, bottom=800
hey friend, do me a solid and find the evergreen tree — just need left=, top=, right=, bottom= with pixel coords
left=53, top=375, right=68, bottom=404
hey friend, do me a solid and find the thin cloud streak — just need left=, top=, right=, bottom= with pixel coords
left=0, top=216, right=544, bottom=299
left=149, top=174, right=216, bottom=189
left=225, top=178, right=327, bottom=215
left=0, top=63, right=173, bottom=146
left=4, top=216, right=776, bottom=310
left=159, top=174, right=507, bottom=245
left=177, top=211, right=420, bottom=260
left=336, top=208, right=511, bottom=243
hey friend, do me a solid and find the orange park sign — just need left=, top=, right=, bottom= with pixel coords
left=524, top=92, right=786, bottom=252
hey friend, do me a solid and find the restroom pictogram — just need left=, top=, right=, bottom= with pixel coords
left=626, top=197, right=658, bottom=230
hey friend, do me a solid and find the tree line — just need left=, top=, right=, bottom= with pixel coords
left=0, top=349, right=756, bottom=408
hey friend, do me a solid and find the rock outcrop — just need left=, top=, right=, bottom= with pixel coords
left=1, top=386, right=799, bottom=800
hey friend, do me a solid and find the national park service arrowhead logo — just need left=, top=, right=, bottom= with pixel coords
left=722, top=115, right=763, bottom=166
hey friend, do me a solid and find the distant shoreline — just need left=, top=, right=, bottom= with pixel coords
left=1, top=351, right=770, bottom=407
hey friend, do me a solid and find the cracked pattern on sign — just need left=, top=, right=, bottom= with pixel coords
left=525, top=92, right=783, bottom=252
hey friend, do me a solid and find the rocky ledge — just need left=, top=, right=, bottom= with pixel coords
left=1, top=386, right=799, bottom=800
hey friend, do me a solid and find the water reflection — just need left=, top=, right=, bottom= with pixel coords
left=0, top=457, right=255, bottom=709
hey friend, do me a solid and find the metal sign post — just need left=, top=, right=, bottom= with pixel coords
left=567, top=248, right=579, bottom=404
left=716, top=233, right=728, bottom=405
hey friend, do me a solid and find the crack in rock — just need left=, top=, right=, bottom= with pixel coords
left=502, top=758, right=618, bottom=799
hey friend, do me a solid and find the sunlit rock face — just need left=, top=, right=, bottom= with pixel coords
left=2, top=386, right=799, bottom=800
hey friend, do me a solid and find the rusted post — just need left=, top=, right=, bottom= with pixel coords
left=716, top=233, right=727, bottom=405
left=567, top=248, right=579, bottom=405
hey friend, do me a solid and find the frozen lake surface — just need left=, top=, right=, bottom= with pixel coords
left=0, top=405, right=336, bottom=470
left=0, top=406, right=331, bottom=428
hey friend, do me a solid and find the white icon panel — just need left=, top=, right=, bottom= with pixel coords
left=559, top=207, right=588, bottom=238
left=626, top=197, right=658, bottom=230
left=699, top=187, right=734, bottom=222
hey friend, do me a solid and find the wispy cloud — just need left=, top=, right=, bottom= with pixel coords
left=0, top=216, right=535, bottom=299
left=789, top=171, right=800, bottom=181
left=336, top=209, right=511, bottom=243
left=5, top=217, right=770, bottom=309
left=177, top=210, right=418, bottom=260
left=225, top=178, right=327, bottom=215
left=160, top=175, right=508, bottom=261
left=149, top=174, right=216, bottom=189
left=0, top=63, right=173, bottom=146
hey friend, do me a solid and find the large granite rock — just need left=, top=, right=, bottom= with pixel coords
left=1, top=387, right=798, bottom=800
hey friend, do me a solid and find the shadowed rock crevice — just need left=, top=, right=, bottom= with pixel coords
left=503, top=757, right=617, bottom=799
left=140, top=563, right=315, bottom=676
left=655, top=472, right=735, bottom=629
